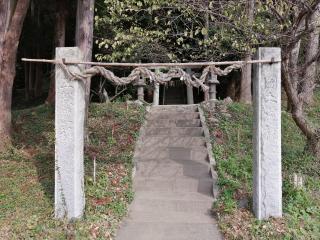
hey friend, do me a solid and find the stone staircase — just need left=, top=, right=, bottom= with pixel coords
left=116, top=105, right=222, bottom=240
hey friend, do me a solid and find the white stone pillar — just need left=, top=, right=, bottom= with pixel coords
left=153, top=83, right=160, bottom=106
left=187, top=86, right=194, bottom=104
left=55, top=47, right=85, bottom=220
left=253, top=47, right=282, bottom=220
left=153, top=69, right=160, bottom=106
left=186, top=68, right=194, bottom=104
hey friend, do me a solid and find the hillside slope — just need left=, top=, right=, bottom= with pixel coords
left=202, top=91, right=320, bottom=239
left=0, top=102, right=145, bottom=239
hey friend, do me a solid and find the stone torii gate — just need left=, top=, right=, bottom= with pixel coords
left=23, top=47, right=282, bottom=221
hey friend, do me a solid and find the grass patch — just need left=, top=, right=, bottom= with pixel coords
left=0, top=102, right=145, bottom=239
left=202, top=91, right=320, bottom=239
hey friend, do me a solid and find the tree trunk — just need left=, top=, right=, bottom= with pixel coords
left=279, top=5, right=320, bottom=158
left=34, top=3, right=43, bottom=98
left=34, top=54, right=43, bottom=97
left=283, top=60, right=320, bottom=158
left=0, top=1, right=9, bottom=54
left=28, top=60, right=34, bottom=98
left=46, top=0, right=68, bottom=105
left=226, top=78, right=236, bottom=100
left=239, top=0, right=254, bottom=104
left=0, top=0, right=30, bottom=151
left=75, top=0, right=95, bottom=103
left=240, top=54, right=252, bottom=103
left=309, top=132, right=320, bottom=159
left=75, top=0, right=95, bottom=142
left=0, top=0, right=16, bottom=74
left=302, top=4, right=320, bottom=104
left=24, top=60, right=29, bottom=100
left=292, top=103, right=320, bottom=158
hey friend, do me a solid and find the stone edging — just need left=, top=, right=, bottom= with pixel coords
left=131, top=105, right=151, bottom=179
left=198, top=105, right=220, bottom=200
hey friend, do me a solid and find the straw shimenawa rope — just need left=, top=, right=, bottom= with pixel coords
left=57, top=60, right=244, bottom=93
left=199, top=64, right=243, bottom=82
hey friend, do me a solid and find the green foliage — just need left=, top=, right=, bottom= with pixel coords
left=94, top=0, right=288, bottom=63
left=95, top=0, right=211, bottom=62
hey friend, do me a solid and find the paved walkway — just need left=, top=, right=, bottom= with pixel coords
left=116, top=105, right=222, bottom=240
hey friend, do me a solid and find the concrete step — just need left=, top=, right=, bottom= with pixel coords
left=116, top=222, right=222, bottom=240
left=140, top=136, right=206, bottom=147
left=151, top=105, right=199, bottom=113
left=146, top=119, right=201, bottom=128
left=144, top=127, right=203, bottom=137
left=135, top=160, right=210, bottom=179
left=125, top=210, right=214, bottom=224
left=134, top=190, right=213, bottom=202
left=134, top=177, right=213, bottom=196
left=134, top=146, right=208, bottom=162
left=130, top=198, right=212, bottom=213
left=147, top=112, right=200, bottom=120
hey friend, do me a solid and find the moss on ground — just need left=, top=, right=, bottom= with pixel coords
left=203, top=91, right=320, bottom=240
left=0, top=102, right=146, bottom=239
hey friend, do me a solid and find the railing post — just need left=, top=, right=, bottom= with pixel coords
left=153, top=69, right=160, bottom=106
left=186, top=68, right=194, bottom=104
left=208, top=69, right=219, bottom=100
left=253, top=47, right=282, bottom=220
left=55, top=47, right=85, bottom=220
left=153, top=83, right=160, bottom=106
